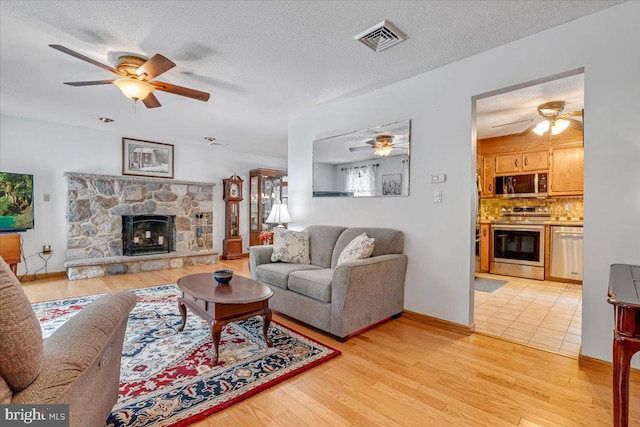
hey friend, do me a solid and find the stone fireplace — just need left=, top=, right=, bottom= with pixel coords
left=64, top=173, right=217, bottom=280
left=122, top=214, right=176, bottom=256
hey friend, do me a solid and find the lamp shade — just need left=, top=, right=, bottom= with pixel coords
left=266, top=203, right=291, bottom=225
left=114, top=78, right=154, bottom=101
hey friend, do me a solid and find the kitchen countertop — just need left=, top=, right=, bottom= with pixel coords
left=478, top=218, right=583, bottom=226
left=547, top=220, right=583, bottom=226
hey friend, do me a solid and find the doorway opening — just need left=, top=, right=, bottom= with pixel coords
left=471, top=69, right=584, bottom=357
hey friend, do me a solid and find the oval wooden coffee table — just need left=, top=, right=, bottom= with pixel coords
left=177, top=273, right=274, bottom=364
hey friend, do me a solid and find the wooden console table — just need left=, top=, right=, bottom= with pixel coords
left=0, top=234, right=21, bottom=275
left=607, top=263, right=640, bottom=427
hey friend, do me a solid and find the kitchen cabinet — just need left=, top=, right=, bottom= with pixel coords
left=481, top=156, right=495, bottom=198
left=495, top=153, right=521, bottom=174
left=549, top=146, right=584, bottom=195
left=249, top=168, right=288, bottom=246
left=480, top=224, right=491, bottom=272
left=522, top=150, right=549, bottom=172
left=495, top=150, right=549, bottom=174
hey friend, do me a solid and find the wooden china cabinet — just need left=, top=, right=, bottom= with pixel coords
left=222, top=175, right=244, bottom=260
left=249, top=168, right=287, bottom=246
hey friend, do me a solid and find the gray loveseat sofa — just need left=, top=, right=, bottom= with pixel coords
left=249, top=225, right=408, bottom=340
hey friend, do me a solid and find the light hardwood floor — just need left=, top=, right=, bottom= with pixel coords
left=22, top=260, right=639, bottom=426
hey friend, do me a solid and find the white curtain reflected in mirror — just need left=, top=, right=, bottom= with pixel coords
left=313, top=120, right=410, bottom=197
left=343, top=164, right=377, bottom=196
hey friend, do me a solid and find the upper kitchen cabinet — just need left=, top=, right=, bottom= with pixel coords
left=481, top=156, right=495, bottom=198
left=522, top=150, right=549, bottom=172
left=495, top=153, right=521, bottom=174
left=495, top=150, right=549, bottom=175
left=549, top=145, right=584, bottom=195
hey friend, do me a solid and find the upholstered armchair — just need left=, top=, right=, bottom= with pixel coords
left=0, top=257, right=136, bottom=427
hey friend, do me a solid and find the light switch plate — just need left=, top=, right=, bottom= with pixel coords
left=43, top=193, right=50, bottom=202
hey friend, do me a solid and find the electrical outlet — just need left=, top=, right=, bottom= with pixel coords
left=42, top=244, right=52, bottom=254
left=564, top=203, right=571, bottom=212
left=434, top=190, right=442, bottom=203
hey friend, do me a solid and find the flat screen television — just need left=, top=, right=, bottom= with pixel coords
left=0, top=172, right=34, bottom=232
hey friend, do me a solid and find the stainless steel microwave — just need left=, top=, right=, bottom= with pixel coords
left=495, top=173, right=548, bottom=198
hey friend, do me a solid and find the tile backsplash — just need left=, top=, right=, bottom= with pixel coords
left=479, top=196, right=583, bottom=221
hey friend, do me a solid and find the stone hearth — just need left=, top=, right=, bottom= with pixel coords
left=64, top=172, right=216, bottom=280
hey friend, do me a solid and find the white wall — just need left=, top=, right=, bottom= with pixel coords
left=288, top=2, right=640, bottom=364
left=0, top=114, right=286, bottom=275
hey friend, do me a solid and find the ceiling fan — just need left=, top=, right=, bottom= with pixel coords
left=49, top=44, right=210, bottom=108
left=493, top=101, right=583, bottom=136
left=349, top=135, right=408, bottom=157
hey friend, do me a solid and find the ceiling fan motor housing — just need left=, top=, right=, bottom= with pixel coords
left=537, top=100, right=565, bottom=118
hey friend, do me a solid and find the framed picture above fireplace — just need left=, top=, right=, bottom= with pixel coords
left=122, top=137, right=174, bottom=179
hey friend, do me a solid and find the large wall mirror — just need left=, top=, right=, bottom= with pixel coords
left=312, top=120, right=410, bottom=197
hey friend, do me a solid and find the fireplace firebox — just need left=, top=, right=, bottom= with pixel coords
left=122, top=215, right=175, bottom=256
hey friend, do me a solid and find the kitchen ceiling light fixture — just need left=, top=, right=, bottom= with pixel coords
left=532, top=117, right=571, bottom=136
left=113, top=78, right=154, bottom=101
left=99, top=117, right=114, bottom=123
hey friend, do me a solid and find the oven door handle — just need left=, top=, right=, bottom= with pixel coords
left=492, top=224, right=545, bottom=232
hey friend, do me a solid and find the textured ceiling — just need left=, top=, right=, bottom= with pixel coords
left=0, top=1, right=620, bottom=159
left=476, top=73, right=584, bottom=139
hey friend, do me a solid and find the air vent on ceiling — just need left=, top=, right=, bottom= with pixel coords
left=354, top=20, right=406, bottom=52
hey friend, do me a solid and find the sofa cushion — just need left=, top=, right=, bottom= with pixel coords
left=0, top=257, right=44, bottom=392
left=271, top=228, right=311, bottom=264
left=332, top=228, right=404, bottom=268
left=255, top=263, right=321, bottom=289
left=337, top=233, right=375, bottom=266
left=288, top=269, right=334, bottom=303
left=305, top=225, right=347, bottom=268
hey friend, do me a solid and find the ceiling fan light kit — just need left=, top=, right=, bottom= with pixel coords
left=113, top=78, right=154, bottom=101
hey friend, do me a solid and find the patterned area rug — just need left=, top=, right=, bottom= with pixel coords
left=33, top=284, right=341, bottom=426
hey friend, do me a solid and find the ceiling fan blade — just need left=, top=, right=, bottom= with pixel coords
left=150, top=81, right=210, bottom=102
left=491, top=118, right=534, bottom=128
left=136, top=54, right=176, bottom=80
left=63, top=80, right=114, bottom=86
left=142, top=92, right=162, bottom=108
left=49, top=44, right=125, bottom=76
left=568, top=110, right=583, bottom=117
left=349, top=146, right=371, bottom=152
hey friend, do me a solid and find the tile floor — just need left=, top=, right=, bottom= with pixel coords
left=473, top=272, right=582, bottom=357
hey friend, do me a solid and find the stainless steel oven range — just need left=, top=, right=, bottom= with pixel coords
left=490, top=206, right=550, bottom=280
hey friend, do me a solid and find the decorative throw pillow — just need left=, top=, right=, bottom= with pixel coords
left=271, top=228, right=311, bottom=264
left=337, top=233, right=375, bottom=266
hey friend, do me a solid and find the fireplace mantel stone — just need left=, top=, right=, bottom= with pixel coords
left=64, top=172, right=217, bottom=280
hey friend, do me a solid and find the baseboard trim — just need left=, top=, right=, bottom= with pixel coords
left=579, top=353, right=640, bottom=375
left=402, top=310, right=475, bottom=336
left=19, top=271, right=67, bottom=282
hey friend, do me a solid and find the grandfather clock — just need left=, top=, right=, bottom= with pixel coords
left=222, top=174, right=244, bottom=260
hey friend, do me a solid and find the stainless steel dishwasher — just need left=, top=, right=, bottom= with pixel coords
left=550, top=226, right=583, bottom=281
